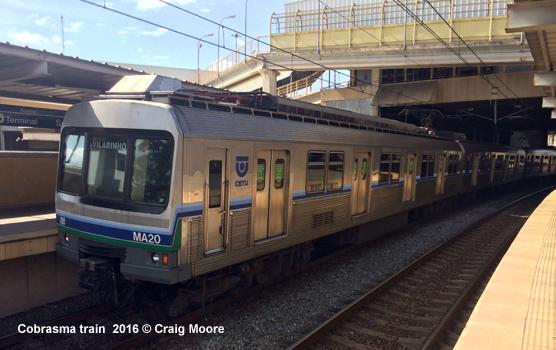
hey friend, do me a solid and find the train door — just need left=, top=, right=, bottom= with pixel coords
left=255, top=150, right=289, bottom=241
left=352, top=152, right=371, bottom=216
left=403, top=153, right=417, bottom=202
left=435, top=154, right=446, bottom=194
left=205, top=148, right=228, bottom=254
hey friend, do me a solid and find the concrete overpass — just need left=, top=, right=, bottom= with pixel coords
left=194, top=0, right=539, bottom=114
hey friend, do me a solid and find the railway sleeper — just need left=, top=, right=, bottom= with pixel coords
left=354, top=314, right=432, bottom=337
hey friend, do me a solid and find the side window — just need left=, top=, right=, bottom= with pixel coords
left=60, top=133, right=85, bottom=194
left=447, top=154, right=460, bottom=175
left=495, top=155, right=504, bottom=171
left=379, top=153, right=391, bottom=184
left=379, top=152, right=400, bottom=184
left=208, top=160, right=222, bottom=208
left=274, top=159, right=285, bottom=189
left=353, top=158, right=358, bottom=181
left=390, top=153, right=401, bottom=182
left=361, top=158, right=368, bottom=180
left=306, top=151, right=326, bottom=194
left=465, top=154, right=472, bottom=173
left=480, top=153, right=491, bottom=173
left=327, top=152, right=344, bottom=192
left=257, top=159, right=266, bottom=191
left=428, top=154, right=436, bottom=177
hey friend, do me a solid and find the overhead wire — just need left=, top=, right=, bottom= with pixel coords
left=158, top=0, right=436, bottom=105
left=392, top=0, right=519, bottom=100
left=81, top=0, right=529, bottom=129
left=315, top=0, right=435, bottom=80
left=421, top=0, right=523, bottom=100
left=80, top=0, right=432, bottom=106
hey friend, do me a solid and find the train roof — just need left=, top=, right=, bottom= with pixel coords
left=103, top=75, right=429, bottom=137
left=460, top=141, right=526, bottom=154
left=525, top=148, right=556, bottom=155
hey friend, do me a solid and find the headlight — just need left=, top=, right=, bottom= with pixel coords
left=151, top=253, right=160, bottom=263
left=64, top=233, right=69, bottom=244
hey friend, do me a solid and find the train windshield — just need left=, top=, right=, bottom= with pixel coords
left=59, top=129, right=174, bottom=208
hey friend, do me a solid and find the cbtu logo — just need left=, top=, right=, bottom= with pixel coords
left=236, top=156, right=249, bottom=177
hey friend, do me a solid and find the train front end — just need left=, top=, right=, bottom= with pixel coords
left=55, top=94, right=187, bottom=302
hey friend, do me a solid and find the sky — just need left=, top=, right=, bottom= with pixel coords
left=1, top=0, right=286, bottom=70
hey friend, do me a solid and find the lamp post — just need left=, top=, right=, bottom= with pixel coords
left=197, top=33, right=213, bottom=84
left=218, top=15, right=235, bottom=76
left=231, top=34, right=240, bottom=51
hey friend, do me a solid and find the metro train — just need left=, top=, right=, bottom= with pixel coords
left=55, top=75, right=556, bottom=315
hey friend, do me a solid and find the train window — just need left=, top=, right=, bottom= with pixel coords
left=420, top=154, right=429, bottom=178
left=353, top=158, right=358, bottom=181
left=379, top=153, right=391, bottom=184
left=361, top=158, right=368, bottom=180
left=274, top=159, right=285, bottom=189
left=508, top=155, right=515, bottom=169
left=495, top=155, right=504, bottom=171
left=390, top=153, right=401, bottom=183
left=479, top=153, right=491, bottom=173
left=208, top=160, right=222, bottom=208
left=465, top=154, right=472, bottom=173
left=306, top=151, right=326, bottom=194
left=130, top=138, right=173, bottom=205
left=86, top=136, right=127, bottom=200
left=447, top=154, right=460, bottom=175
left=327, top=152, right=344, bottom=191
left=60, top=134, right=85, bottom=194
left=257, top=159, right=266, bottom=191
left=428, top=154, right=436, bottom=177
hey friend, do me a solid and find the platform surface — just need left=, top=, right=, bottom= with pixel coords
left=0, top=205, right=57, bottom=260
left=454, top=190, right=556, bottom=350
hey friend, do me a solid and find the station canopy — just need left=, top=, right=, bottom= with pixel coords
left=0, top=42, right=148, bottom=105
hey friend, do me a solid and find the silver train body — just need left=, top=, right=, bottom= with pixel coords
left=55, top=76, right=556, bottom=287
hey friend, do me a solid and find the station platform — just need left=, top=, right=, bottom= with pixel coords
left=0, top=206, right=83, bottom=318
left=0, top=205, right=57, bottom=261
left=453, top=190, right=556, bottom=350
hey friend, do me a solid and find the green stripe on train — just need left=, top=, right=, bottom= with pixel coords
left=57, top=220, right=182, bottom=252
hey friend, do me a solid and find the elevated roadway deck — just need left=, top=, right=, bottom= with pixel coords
left=195, top=0, right=533, bottom=98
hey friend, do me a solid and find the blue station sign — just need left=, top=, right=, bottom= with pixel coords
left=0, top=104, right=65, bottom=129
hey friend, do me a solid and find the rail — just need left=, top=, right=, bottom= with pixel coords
left=287, top=187, right=551, bottom=349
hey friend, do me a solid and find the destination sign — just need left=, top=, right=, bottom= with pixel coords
left=91, top=141, right=127, bottom=150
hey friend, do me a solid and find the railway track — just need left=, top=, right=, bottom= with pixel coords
left=1, top=188, right=549, bottom=349
left=287, top=189, right=550, bottom=350
left=0, top=304, right=112, bottom=349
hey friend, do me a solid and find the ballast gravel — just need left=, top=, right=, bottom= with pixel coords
left=0, top=185, right=549, bottom=350
left=143, top=186, right=549, bottom=350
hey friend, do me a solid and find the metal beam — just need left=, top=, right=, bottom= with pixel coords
left=534, top=71, right=556, bottom=86
left=542, top=97, right=556, bottom=108
left=506, top=1, right=556, bottom=33
left=0, top=60, right=48, bottom=83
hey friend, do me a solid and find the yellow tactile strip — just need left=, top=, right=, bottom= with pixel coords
left=454, top=190, right=556, bottom=350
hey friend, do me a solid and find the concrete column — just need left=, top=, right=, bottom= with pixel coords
left=260, top=69, right=278, bottom=94
left=371, top=68, right=381, bottom=117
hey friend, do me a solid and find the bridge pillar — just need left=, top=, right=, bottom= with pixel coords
left=371, top=68, right=381, bottom=117
left=260, top=69, right=278, bottom=94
